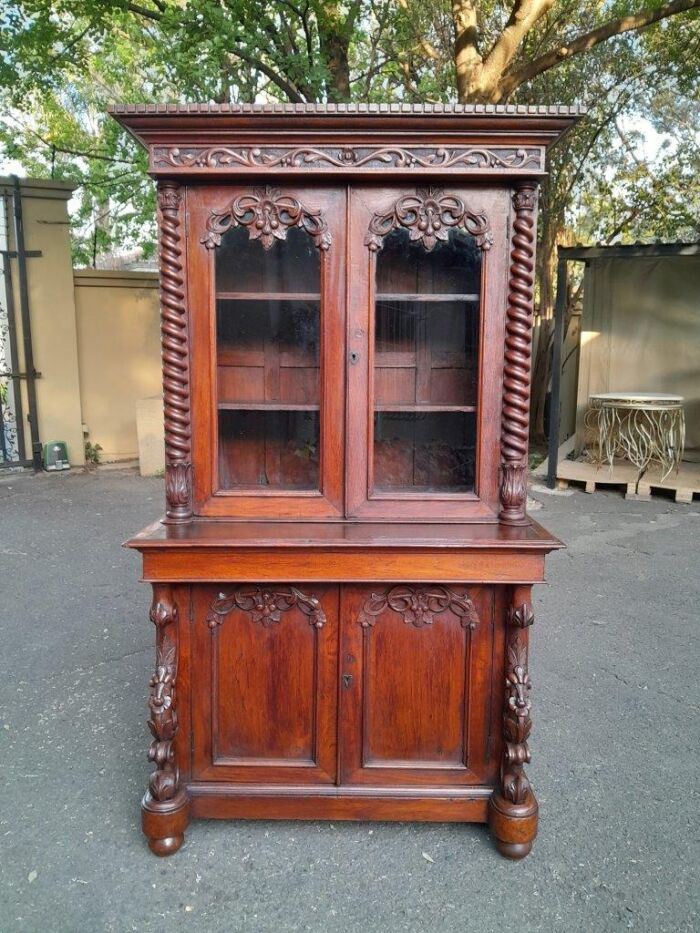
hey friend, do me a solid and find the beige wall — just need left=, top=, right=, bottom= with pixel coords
left=1, top=178, right=85, bottom=466
left=74, top=270, right=161, bottom=462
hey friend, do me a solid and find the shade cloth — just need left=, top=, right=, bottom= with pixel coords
left=576, top=255, right=700, bottom=461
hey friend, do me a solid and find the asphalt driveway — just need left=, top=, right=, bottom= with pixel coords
left=0, top=469, right=697, bottom=932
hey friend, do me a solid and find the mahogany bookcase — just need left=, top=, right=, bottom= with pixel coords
left=111, top=102, right=582, bottom=859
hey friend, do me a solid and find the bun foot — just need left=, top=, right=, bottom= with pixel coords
left=488, top=790, right=538, bottom=860
left=148, top=834, right=185, bottom=856
left=142, top=789, right=190, bottom=857
left=494, top=839, right=533, bottom=860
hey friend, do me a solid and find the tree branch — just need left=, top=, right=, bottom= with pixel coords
left=500, top=0, right=700, bottom=99
left=396, top=0, right=440, bottom=59
left=227, top=49, right=305, bottom=102
left=481, top=0, right=555, bottom=93
left=126, top=3, right=163, bottom=23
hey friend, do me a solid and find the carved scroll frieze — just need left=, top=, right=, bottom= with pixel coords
left=500, top=183, right=538, bottom=525
left=207, top=586, right=326, bottom=630
left=365, top=187, right=492, bottom=253
left=499, top=593, right=535, bottom=807
left=201, top=186, right=331, bottom=251
left=359, top=585, right=480, bottom=629
left=146, top=585, right=180, bottom=802
left=153, top=144, right=544, bottom=174
left=157, top=181, right=192, bottom=523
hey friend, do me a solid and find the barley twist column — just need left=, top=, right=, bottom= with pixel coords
left=157, top=181, right=192, bottom=522
left=499, top=184, right=538, bottom=525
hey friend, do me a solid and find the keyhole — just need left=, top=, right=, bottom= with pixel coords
left=342, top=673, right=353, bottom=688
left=349, top=351, right=360, bottom=365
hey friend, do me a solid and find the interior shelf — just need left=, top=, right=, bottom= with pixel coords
left=374, top=404, right=476, bottom=413
left=376, top=293, right=479, bottom=302
left=217, top=292, right=320, bottom=301
left=218, top=402, right=320, bottom=411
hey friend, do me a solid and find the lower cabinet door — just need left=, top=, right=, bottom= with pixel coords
left=192, top=584, right=339, bottom=784
left=339, top=584, right=500, bottom=786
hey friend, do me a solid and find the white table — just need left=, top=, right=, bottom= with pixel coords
left=585, top=392, right=685, bottom=481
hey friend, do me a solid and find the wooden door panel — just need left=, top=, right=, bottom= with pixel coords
left=346, top=185, right=509, bottom=520
left=187, top=184, right=345, bottom=519
left=340, top=584, right=498, bottom=786
left=192, top=584, right=339, bottom=784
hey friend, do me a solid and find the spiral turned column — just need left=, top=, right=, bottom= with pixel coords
left=499, top=184, right=538, bottom=525
left=157, top=182, right=192, bottom=522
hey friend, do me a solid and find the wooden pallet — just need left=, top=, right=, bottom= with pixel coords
left=555, top=458, right=700, bottom=503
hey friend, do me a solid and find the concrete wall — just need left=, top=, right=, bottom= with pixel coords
left=1, top=178, right=85, bottom=466
left=73, top=270, right=161, bottom=462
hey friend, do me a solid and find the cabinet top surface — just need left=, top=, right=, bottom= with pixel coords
left=126, top=519, right=563, bottom=551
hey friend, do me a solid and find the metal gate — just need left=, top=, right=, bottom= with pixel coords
left=0, top=177, right=42, bottom=470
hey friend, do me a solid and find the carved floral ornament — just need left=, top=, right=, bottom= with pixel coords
left=365, top=187, right=493, bottom=253
left=359, top=585, right=480, bottom=629
left=207, top=586, right=326, bottom=630
left=201, top=186, right=331, bottom=251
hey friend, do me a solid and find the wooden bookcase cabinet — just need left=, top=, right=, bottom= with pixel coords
left=113, top=103, right=582, bottom=859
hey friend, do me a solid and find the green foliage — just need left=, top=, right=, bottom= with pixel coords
left=1, top=0, right=698, bottom=267
left=84, top=440, right=103, bottom=465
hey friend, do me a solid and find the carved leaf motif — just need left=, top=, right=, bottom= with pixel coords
left=359, top=585, right=479, bottom=629
left=365, top=187, right=492, bottom=253
left=201, top=186, right=331, bottom=251
left=499, top=462, right=528, bottom=514
left=509, top=601, right=535, bottom=628
left=207, top=586, right=326, bottom=630
left=499, top=630, right=534, bottom=804
left=165, top=461, right=192, bottom=508
left=149, top=595, right=178, bottom=629
left=146, top=639, right=179, bottom=802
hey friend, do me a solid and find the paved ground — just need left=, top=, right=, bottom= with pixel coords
left=0, top=469, right=698, bottom=933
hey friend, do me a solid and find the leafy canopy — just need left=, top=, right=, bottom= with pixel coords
left=1, top=0, right=698, bottom=266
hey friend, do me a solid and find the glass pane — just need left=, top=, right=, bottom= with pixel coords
left=216, top=226, right=321, bottom=491
left=373, top=227, right=480, bottom=494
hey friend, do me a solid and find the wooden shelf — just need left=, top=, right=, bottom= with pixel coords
left=217, top=292, right=320, bottom=301
left=374, top=404, right=476, bottom=413
left=218, top=402, right=319, bottom=411
left=376, top=293, right=479, bottom=302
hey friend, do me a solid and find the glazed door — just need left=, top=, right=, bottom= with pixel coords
left=191, top=584, right=339, bottom=784
left=339, top=584, right=500, bottom=786
left=346, top=185, right=509, bottom=520
left=188, top=185, right=345, bottom=518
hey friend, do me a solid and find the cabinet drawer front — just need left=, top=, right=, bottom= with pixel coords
left=339, top=584, right=500, bottom=786
left=192, top=584, right=339, bottom=784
